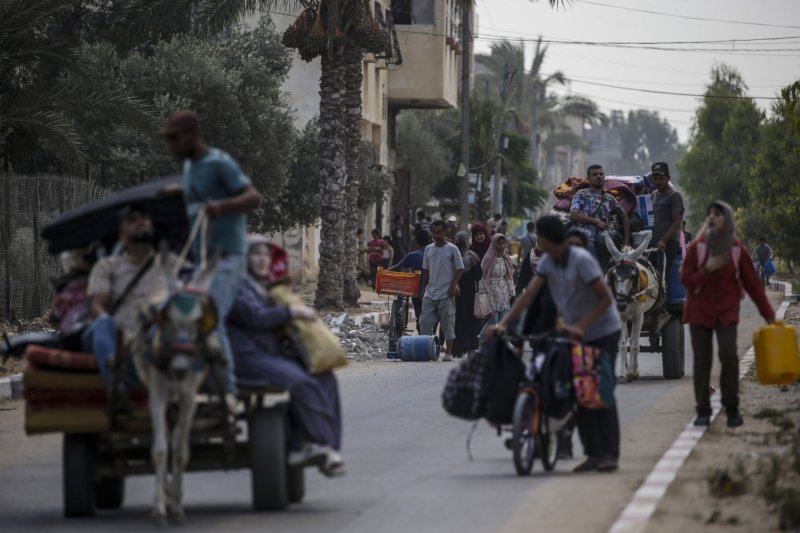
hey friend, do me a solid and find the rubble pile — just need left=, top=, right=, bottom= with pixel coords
left=323, top=313, right=388, bottom=362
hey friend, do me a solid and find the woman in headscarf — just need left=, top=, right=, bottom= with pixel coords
left=452, top=231, right=483, bottom=357
left=227, top=235, right=345, bottom=476
left=480, top=233, right=515, bottom=332
left=682, top=200, right=774, bottom=429
left=470, top=223, right=491, bottom=259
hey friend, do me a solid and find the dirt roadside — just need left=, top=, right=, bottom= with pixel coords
left=645, top=301, right=800, bottom=533
left=499, top=291, right=785, bottom=533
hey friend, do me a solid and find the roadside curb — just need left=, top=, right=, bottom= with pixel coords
left=609, top=281, right=794, bottom=533
left=0, top=373, right=23, bottom=401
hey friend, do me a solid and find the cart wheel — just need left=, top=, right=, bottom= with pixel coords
left=661, top=316, right=685, bottom=380
left=287, top=466, right=305, bottom=504
left=512, top=393, right=537, bottom=476
left=63, top=434, right=96, bottom=517
left=94, top=476, right=125, bottom=509
left=249, top=407, right=289, bottom=511
left=539, top=419, right=559, bottom=472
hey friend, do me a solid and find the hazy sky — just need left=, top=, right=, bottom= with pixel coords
left=474, top=0, right=800, bottom=142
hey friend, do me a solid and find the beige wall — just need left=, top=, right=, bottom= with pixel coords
left=387, top=0, right=460, bottom=108
left=256, top=1, right=466, bottom=280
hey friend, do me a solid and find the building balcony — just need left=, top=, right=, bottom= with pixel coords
left=385, top=0, right=462, bottom=110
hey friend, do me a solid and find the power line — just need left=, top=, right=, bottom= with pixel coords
left=549, top=88, right=697, bottom=113
left=564, top=77, right=781, bottom=99
left=547, top=73, right=786, bottom=89
left=476, top=27, right=800, bottom=45
left=576, top=0, right=800, bottom=30
left=397, top=27, right=800, bottom=52
left=543, top=48, right=794, bottom=83
left=396, top=28, right=800, bottom=55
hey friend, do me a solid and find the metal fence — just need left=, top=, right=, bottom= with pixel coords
left=0, top=174, right=105, bottom=321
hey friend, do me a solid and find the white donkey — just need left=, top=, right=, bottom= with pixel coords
left=131, top=245, right=222, bottom=525
left=603, top=231, right=660, bottom=381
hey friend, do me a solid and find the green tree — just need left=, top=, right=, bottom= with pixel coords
left=0, top=0, right=155, bottom=173
left=740, top=86, right=800, bottom=269
left=395, top=110, right=456, bottom=207
left=76, top=18, right=294, bottom=199
left=501, top=131, right=547, bottom=216
left=678, top=65, right=763, bottom=225
left=600, top=109, right=685, bottom=177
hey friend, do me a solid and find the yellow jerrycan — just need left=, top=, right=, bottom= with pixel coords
left=754, top=320, right=800, bottom=385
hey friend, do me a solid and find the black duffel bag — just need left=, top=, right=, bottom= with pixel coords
left=483, top=337, right=525, bottom=425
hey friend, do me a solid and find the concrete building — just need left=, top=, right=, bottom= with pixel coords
left=266, top=0, right=468, bottom=282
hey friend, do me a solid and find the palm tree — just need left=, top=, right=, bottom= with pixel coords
left=527, top=36, right=565, bottom=171
left=475, top=41, right=527, bottom=110
left=0, top=1, right=156, bottom=173
left=117, top=0, right=386, bottom=309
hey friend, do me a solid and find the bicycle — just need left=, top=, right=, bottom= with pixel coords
left=508, top=331, right=576, bottom=476
left=757, top=261, right=769, bottom=287
left=376, top=268, right=421, bottom=354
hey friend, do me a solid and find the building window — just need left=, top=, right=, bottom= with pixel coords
left=391, top=0, right=434, bottom=25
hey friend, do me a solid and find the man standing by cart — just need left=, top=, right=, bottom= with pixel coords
left=648, top=162, right=684, bottom=332
left=160, top=111, right=260, bottom=394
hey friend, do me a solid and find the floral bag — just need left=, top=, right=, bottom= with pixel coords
left=571, top=342, right=615, bottom=409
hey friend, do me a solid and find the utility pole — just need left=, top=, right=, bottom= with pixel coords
left=492, top=65, right=515, bottom=215
left=458, top=1, right=471, bottom=227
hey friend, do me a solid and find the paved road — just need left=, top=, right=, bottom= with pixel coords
left=0, top=297, right=775, bottom=533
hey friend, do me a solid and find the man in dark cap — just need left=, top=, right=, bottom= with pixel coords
left=648, top=161, right=684, bottom=331
left=160, top=111, right=260, bottom=394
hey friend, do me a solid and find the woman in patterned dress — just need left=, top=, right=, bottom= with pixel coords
left=480, top=233, right=515, bottom=334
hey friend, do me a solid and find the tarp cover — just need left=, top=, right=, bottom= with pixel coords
left=41, top=176, right=187, bottom=254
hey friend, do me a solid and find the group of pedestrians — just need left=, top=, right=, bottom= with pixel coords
left=388, top=213, right=521, bottom=361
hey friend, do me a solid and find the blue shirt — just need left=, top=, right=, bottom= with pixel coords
left=397, top=249, right=424, bottom=271
left=183, top=148, right=252, bottom=256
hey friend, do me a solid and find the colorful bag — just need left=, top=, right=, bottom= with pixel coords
left=571, top=343, right=615, bottom=409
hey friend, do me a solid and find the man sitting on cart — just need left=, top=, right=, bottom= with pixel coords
left=83, top=204, right=174, bottom=403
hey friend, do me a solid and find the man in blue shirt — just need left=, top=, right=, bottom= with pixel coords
left=160, top=111, right=260, bottom=393
left=389, top=230, right=430, bottom=333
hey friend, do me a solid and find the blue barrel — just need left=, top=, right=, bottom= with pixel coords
left=396, top=335, right=440, bottom=362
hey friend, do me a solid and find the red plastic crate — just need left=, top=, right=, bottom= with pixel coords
left=376, top=268, right=421, bottom=298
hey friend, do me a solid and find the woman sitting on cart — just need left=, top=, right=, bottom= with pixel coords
left=227, top=235, right=345, bottom=477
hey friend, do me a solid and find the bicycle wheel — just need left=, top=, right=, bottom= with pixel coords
left=388, top=297, right=403, bottom=351
left=511, top=392, right=537, bottom=476
left=539, top=416, right=560, bottom=472
left=400, top=298, right=410, bottom=335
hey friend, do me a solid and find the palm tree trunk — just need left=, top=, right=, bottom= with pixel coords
left=315, top=46, right=347, bottom=310
left=342, top=43, right=363, bottom=307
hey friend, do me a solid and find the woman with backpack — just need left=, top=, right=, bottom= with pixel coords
left=681, top=200, right=775, bottom=428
